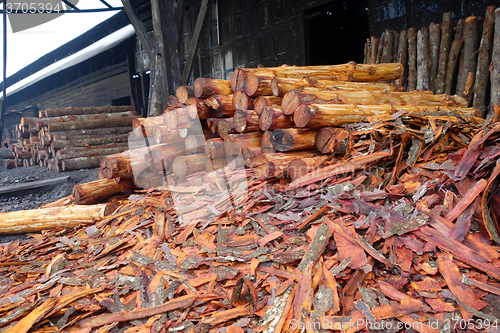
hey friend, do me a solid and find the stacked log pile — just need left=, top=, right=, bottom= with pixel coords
left=3, top=106, right=137, bottom=171
left=364, top=6, right=500, bottom=118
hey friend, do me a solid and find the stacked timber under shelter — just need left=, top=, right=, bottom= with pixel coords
left=1, top=2, right=500, bottom=333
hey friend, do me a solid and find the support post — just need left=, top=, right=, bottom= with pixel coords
left=0, top=0, right=7, bottom=142
left=121, top=0, right=153, bottom=56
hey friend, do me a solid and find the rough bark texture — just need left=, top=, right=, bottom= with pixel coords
left=435, top=12, right=453, bottom=94
left=456, top=16, right=479, bottom=104
left=417, top=27, right=431, bottom=91
left=370, top=37, right=379, bottom=64
left=376, top=31, right=385, bottom=63
left=473, top=6, right=495, bottom=114
left=194, top=78, right=233, bottom=98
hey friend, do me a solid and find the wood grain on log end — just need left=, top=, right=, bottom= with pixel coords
left=281, top=90, right=301, bottom=115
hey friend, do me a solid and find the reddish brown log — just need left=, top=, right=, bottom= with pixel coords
left=242, top=147, right=263, bottom=167
left=53, top=142, right=129, bottom=154
left=282, top=89, right=467, bottom=115
left=224, top=132, right=263, bottom=156
left=233, top=89, right=254, bottom=110
left=194, top=78, right=233, bottom=98
left=315, top=127, right=351, bottom=155
left=243, top=75, right=273, bottom=96
left=270, top=128, right=319, bottom=152
left=407, top=27, right=417, bottom=91
left=73, top=178, right=136, bottom=204
left=456, top=15, right=479, bottom=102
left=103, top=147, right=156, bottom=179
left=150, top=126, right=184, bottom=145
left=40, top=105, right=135, bottom=118
left=48, top=117, right=136, bottom=132
left=4, top=159, right=16, bottom=169
left=172, top=154, right=207, bottom=178
left=233, top=109, right=261, bottom=133
left=185, top=98, right=215, bottom=119
left=217, top=118, right=235, bottom=138
left=49, top=127, right=132, bottom=139
left=205, top=157, right=227, bottom=172
left=445, top=19, right=464, bottom=95
left=185, top=135, right=206, bottom=154
left=259, top=106, right=294, bottom=131
left=54, top=134, right=132, bottom=148
left=205, top=95, right=236, bottom=117
left=176, top=85, right=195, bottom=104
left=261, top=131, right=276, bottom=154
left=250, top=151, right=320, bottom=181
left=144, top=143, right=186, bottom=173
left=205, top=138, right=226, bottom=159
left=288, top=156, right=329, bottom=181
left=254, top=96, right=282, bottom=115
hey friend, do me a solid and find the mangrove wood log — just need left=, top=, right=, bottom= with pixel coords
left=445, top=19, right=464, bottom=95
left=254, top=95, right=282, bottom=115
left=270, top=128, right=319, bottom=152
left=417, top=27, right=430, bottom=91
left=429, top=22, right=441, bottom=92
left=194, top=78, right=233, bottom=98
left=172, top=154, right=207, bottom=178
left=150, top=125, right=184, bottom=145
left=436, top=12, right=453, bottom=94
left=205, top=138, right=226, bottom=159
left=315, top=127, right=350, bottom=155
left=176, top=85, right=195, bottom=104
left=224, top=132, right=263, bottom=156
left=243, top=75, right=273, bottom=96
left=259, top=106, right=294, bottom=131
left=408, top=27, right=417, bottom=91
left=288, top=155, right=329, bottom=181
left=40, top=106, right=135, bottom=118
left=456, top=15, right=478, bottom=103
left=0, top=204, right=112, bottom=233
left=233, top=109, right=261, bottom=133
left=250, top=151, right=319, bottom=181
left=48, top=117, right=136, bottom=132
left=73, top=179, right=135, bottom=205
left=205, top=95, right=235, bottom=117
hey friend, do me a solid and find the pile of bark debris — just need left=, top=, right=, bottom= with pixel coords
left=3, top=106, right=138, bottom=171
left=0, top=62, right=499, bottom=332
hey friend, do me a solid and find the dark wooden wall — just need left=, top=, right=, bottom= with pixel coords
left=369, top=0, right=500, bottom=36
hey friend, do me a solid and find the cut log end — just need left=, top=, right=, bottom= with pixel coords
left=176, top=85, right=194, bottom=104
left=172, top=156, right=189, bottom=178
left=243, top=75, right=261, bottom=96
left=293, top=105, right=313, bottom=128
left=259, top=107, right=274, bottom=131
left=281, top=90, right=301, bottom=115
left=261, top=131, right=276, bottom=154
left=270, top=78, right=282, bottom=97
left=163, top=112, right=178, bottom=130
left=233, top=110, right=247, bottom=133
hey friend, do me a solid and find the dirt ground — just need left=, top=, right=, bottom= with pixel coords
left=0, top=158, right=98, bottom=243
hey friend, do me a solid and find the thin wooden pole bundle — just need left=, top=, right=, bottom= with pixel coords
left=381, top=29, right=393, bottom=63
